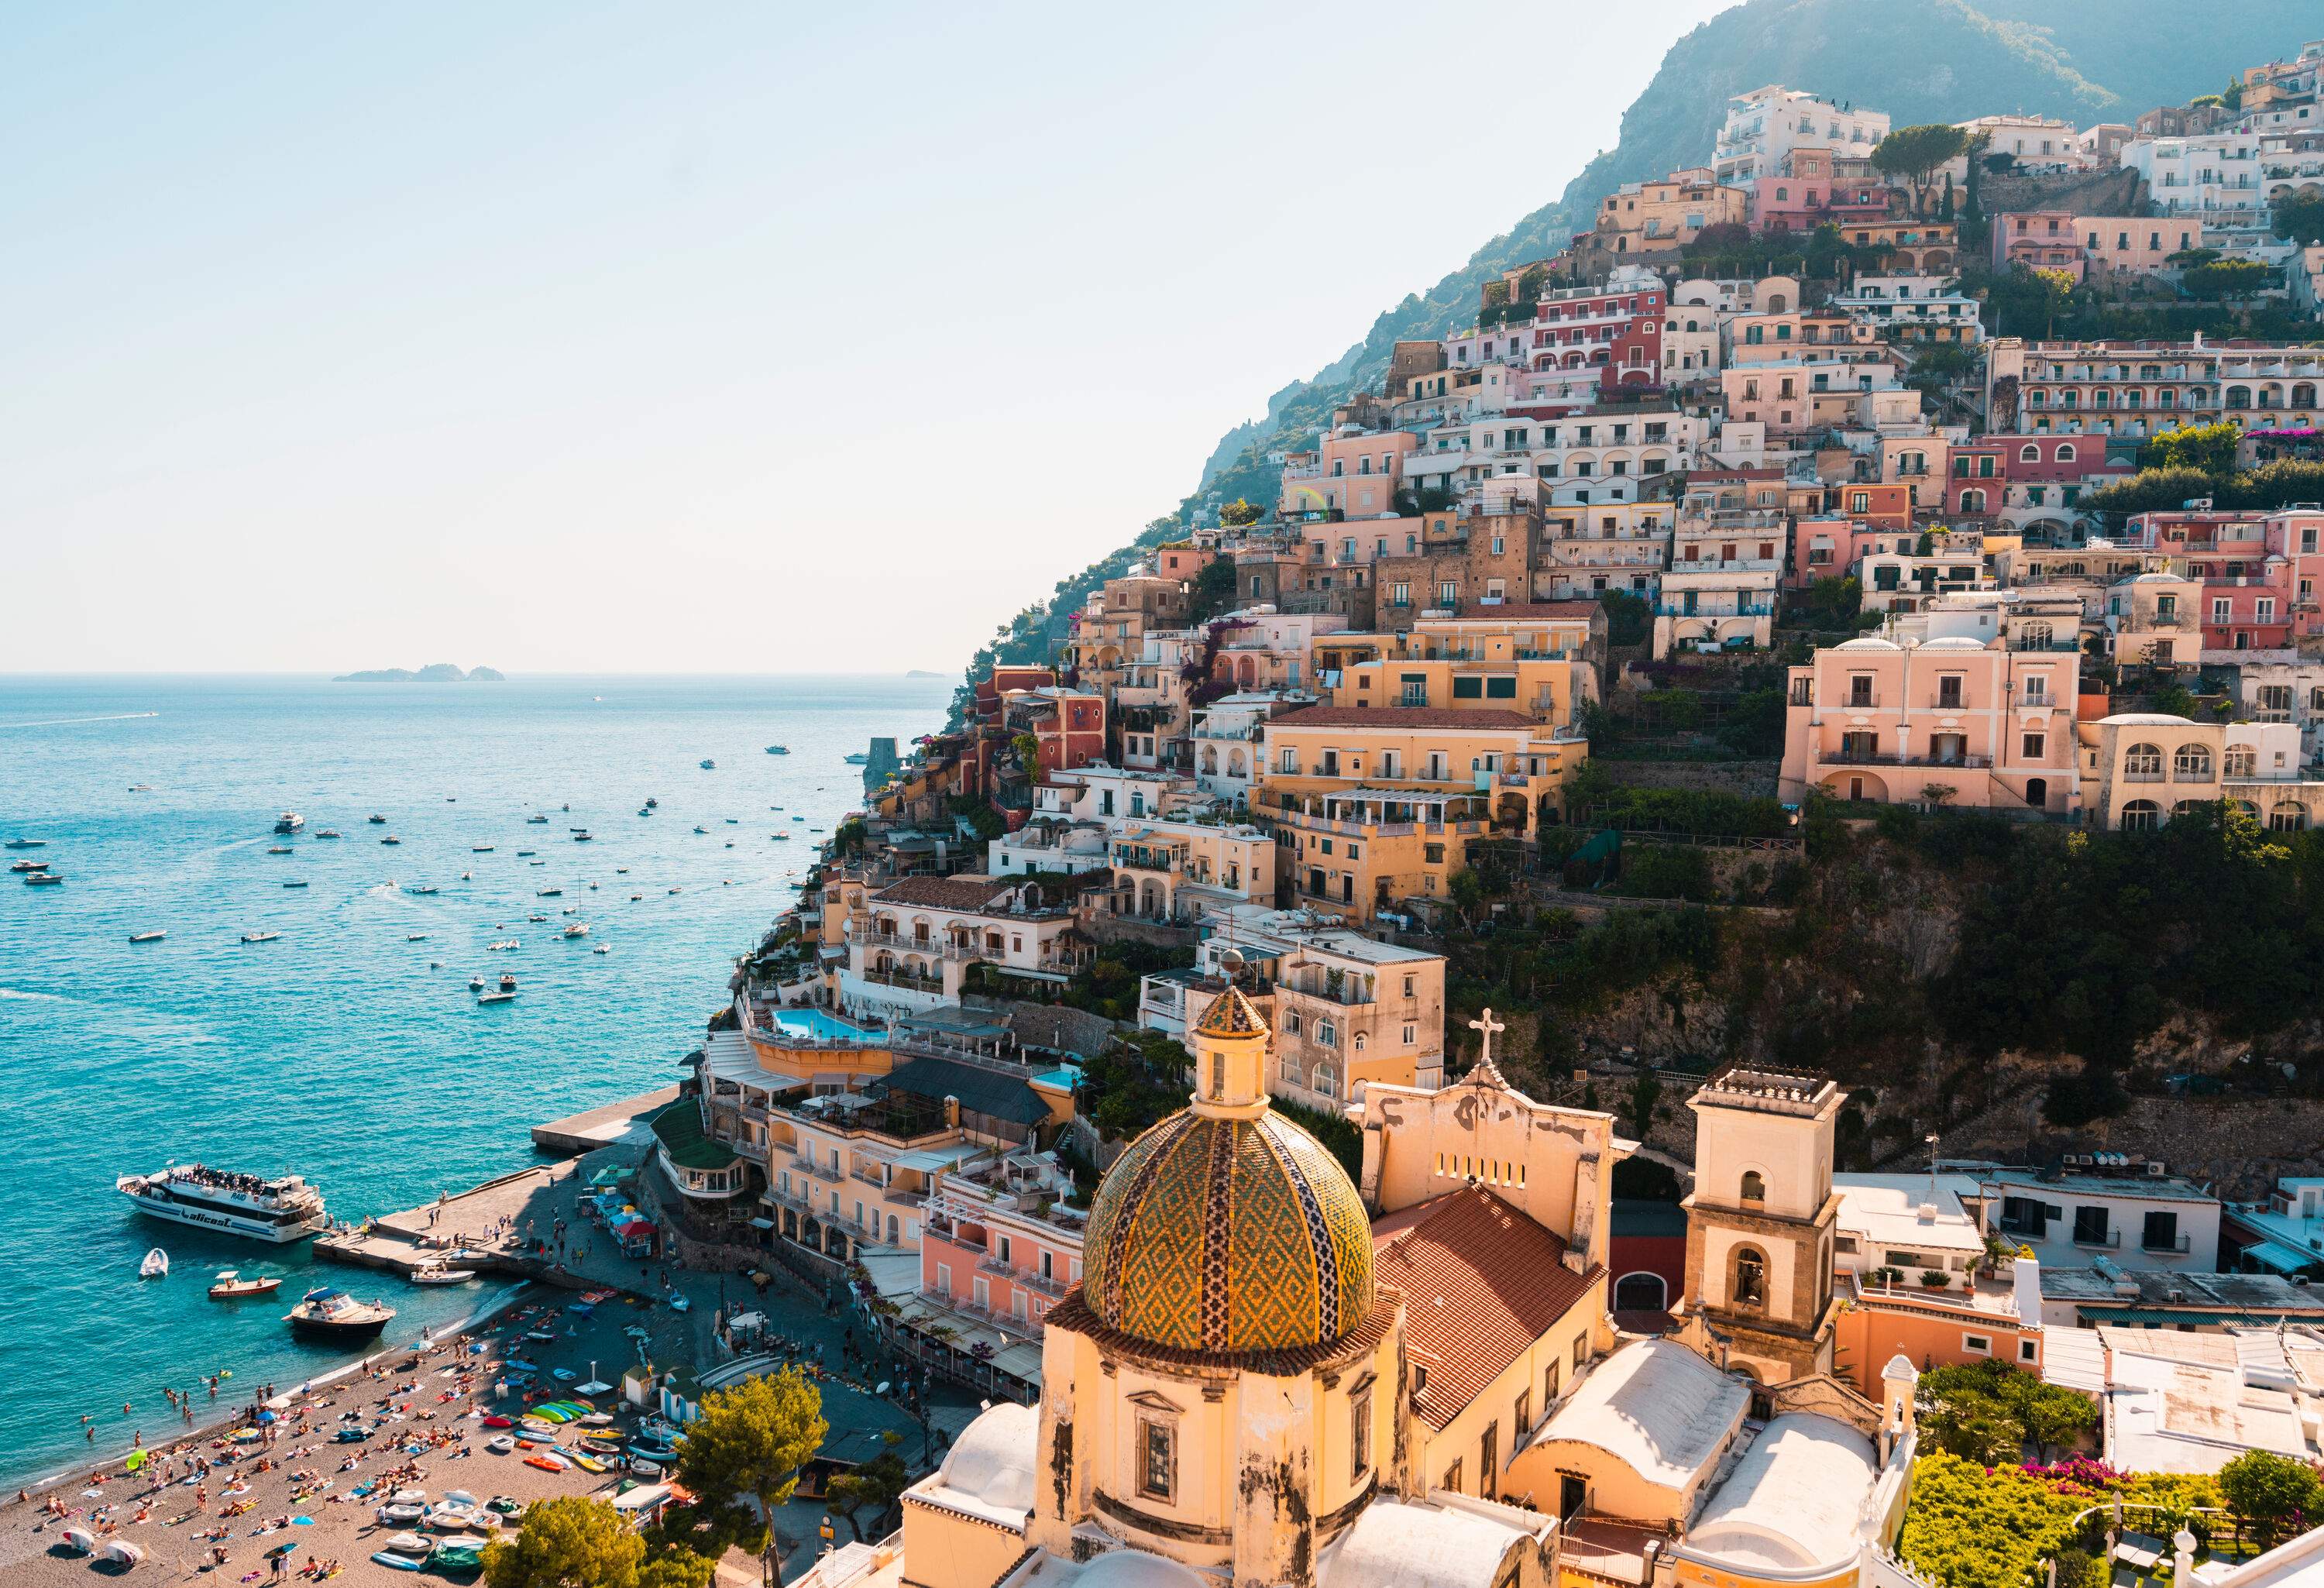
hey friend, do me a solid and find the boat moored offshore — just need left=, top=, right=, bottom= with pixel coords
left=284, top=1287, right=395, bottom=1342
left=274, top=812, right=305, bottom=834
left=117, top=1164, right=330, bottom=1243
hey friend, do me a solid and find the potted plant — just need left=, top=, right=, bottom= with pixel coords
left=1920, top=1268, right=1952, bottom=1291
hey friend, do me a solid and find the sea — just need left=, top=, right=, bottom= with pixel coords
left=0, top=672, right=953, bottom=1488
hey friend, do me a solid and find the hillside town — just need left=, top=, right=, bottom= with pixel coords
left=586, top=33, right=2324, bottom=1588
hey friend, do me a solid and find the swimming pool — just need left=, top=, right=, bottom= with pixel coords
left=768, top=1006, right=875, bottom=1042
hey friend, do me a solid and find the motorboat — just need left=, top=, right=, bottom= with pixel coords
left=129, top=930, right=166, bottom=943
left=473, top=845, right=494, bottom=853
left=516, top=849, right=535, bottom=857
left=725, top=817, right=739, bottom=824
left=9, top=858, right=47, bottom=872
left=119, top=1164, right=328, bottom=1243
left=772, top=834, right=791, bottom=841
left=562, top=923, right=590, bottom=938
left=381, top=834, right=401, bottom=845
left=476, top=990, right=515, bottom=1005
left=667, top=885, right=682, bottom=894
left=487, top=939, right=519, bottom=950
left=527, top=913, right=547, bottom=923
left=765, top=744, right=789, bottom=754
left=844, top=752, right=869, bottom=765
left=573, top=831, right=593, bottom=842
left=4, top=837, right=46, bottom=849
left=638, top=806, right=651, bottom=816
left=693, top=825, right=708, bottom=834
left=404, top=884, right=438, bottom=895
left=315, top=829, right=342, bottom=839
left=241, top=930, right=280, bottom=942
left=410, top=1262, right=476, bottom=1285
left=208, top=1270, right=283, bottom=1301
left=274, top=812, right=304, bottom=834
left=592, top=945, right=610, bottom=954
left=469, top=975, right=485, bottom=991
left=538, top=886, right=561, bottom=897
left=368, top=814, right=387, bottom=824
left=407, top=932, right=428, bottom=941
left=629, top=893, right=642, bottom=902
left=284, top=1286, right=394, bottom=1341
left=616, top=866, right=628, bottom=873
left=645, top=797, right=658, bottom=808
left=527, top=815, right=549, bottom=824
left=139, top=1248, right=169, bottom=1279
left=267, top=845, right=294, bottom=854
left=499, top=973, right=517, bottom=991
left=282, top=879, right=310, bottom=889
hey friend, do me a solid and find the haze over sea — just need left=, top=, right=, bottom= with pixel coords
left=0, top=672, right=950, bottom=1487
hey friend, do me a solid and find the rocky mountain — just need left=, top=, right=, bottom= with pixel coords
left=332, top=663, right=503, bottom=682
left=957, top=0, right=2319, bottom=701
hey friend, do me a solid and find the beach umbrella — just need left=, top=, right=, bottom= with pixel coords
left=125, top=1451, right=147, bottom=1472
left=257, top=1410, right=277, bottom=1423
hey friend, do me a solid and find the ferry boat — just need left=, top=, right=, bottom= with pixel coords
left=284, top=1287, right=394, bottom=1342
left=4, top=838, right=46, bottom=850
left=117, top=1164, right=329, bottom=1243
left=274, top=812, right=305, bottom=834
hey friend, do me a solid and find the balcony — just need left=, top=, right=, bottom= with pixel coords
left=1820, top=751, right=1993, bottom=770
left=2071, top=1229, right=2121, bottom=1250
left=861, top=966, right=944, bottom=994
left=1655, top=601, right=1776, bottom=617
left=2141, top=1232, right=2194, bottom=1255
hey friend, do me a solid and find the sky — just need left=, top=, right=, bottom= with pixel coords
left=2, top=1, right=1732, bottom=675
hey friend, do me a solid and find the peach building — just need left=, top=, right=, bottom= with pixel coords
left=1277, top=425, right=1419, bottom=518
left=1779, top=631, right=2082, bottom=812
left=843, top=872, right=1094, bottom=1013
left=1990, top=211, right=2203, bottom=281
left=2076, top=715, right=2324, bottom=831
left=1593, top=167, right=1748, bottom=255
left=895, top=1151, right=1087, bottom=1402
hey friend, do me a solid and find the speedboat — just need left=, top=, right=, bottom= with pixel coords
left=700, top=758, right=717, bottom=770
left=645, top=797, right=658, bottom=808
left=725, top=817, right=739, bottom=823
left=241, top=930, right=280, bottom=943
left=592, top=945, right=610, bottom=954
left=469, top=975, right=485, bottom=991
left=368, top=814, right=387, bottom=824
left=9, top=858, right=47, bottom=872
left=476, top=990, right=516, bottom=1003
left=411, top=1262, right=476, bottom=1284
left=473, top=845, right=494, bottom=853
left=772, top=834, right=791, bottom=842
left=404, top=884, right=438, bottom=895
left=4, top=837, right=45, bottom=849
left=267, top=845, right=294, bottom=854
left=527, top=913, right=547, bottom=923
left=516, top=849, right=535, bottom=857
left=381, top=834, right=401, bottom=845
left=282, top=879, right=310, bottom=889
left=208, top=1270, right=283, bottom=1301
left=284, top=1287, right=394, bottom=1341
left=407, top=932, right=428, bottom=941
left=844, top=752, right=869, bottom=765
left=527, top=815, right=549, bottom=824
left=315, top=829, right=342, bottom=839
left=765, top=744, right=789, bottom=755
left=538, top=886, right=561, bottom=896
left=139, top=1248, right=169, bottom=1279
left=573, top=831, right=593, bottom=842
left=119, top=1164, right=328, bottom=1243
left=499, top=973, right=517, bottom=992
left=129, top=930, right=166, bottom=943
left=274, top=812, right=304, bottom=834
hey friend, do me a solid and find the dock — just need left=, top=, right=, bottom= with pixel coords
left=531, top=1084, right=679, bottom=1153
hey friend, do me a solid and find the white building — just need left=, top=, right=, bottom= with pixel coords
left=1714, top=86, right=1890, bottom=186
left=2123, top=134, right=2267, bottom=241
left=1969, top=1160, right=2222, bottom=1273
left=1959, top=115, right=2089, bottom=169
left=1827, top=276, right=1985, bottom=345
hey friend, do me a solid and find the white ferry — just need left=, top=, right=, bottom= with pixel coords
left=116, top=1164, right=330, bottom=1243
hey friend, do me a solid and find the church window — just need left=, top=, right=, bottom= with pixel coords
left=1739, top=1170, right=1765, bottom=1204
left=1733, top=1246, right=1767, bottom=1308
left=1139, top=1418, right=1176, bottom=1503
left=1350, top=1387, right=1373, bottom=1481
left=1208, top=1054, right=1224, bottom=1098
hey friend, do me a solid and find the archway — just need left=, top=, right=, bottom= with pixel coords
left=1614, top=1272, right=1669, bottom=1312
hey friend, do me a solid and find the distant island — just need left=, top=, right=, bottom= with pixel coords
left=332, top=663, right=505, bottom=683
left=904, top=669, right=945, bottom=679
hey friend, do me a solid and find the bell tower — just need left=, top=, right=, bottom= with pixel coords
left=1682, top=1068, right=1844, bottom=1386
left=1188, top=968, right=1270, bottom=1121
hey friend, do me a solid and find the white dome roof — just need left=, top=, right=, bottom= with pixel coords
left=1832, top=637, right=1900, bottom=651
left=1917, top=636, right=1987, bottom=650
left=2130, top=572, right=2181, bottom=583
left=1075, top=1555, right=1211, bottom=1588
left=934, top=1401, right=1037, bottom=1517
left=2099, top=713, right=2195, bottom=726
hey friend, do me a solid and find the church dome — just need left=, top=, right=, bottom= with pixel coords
left=1078, top=990, right=1375, bottom=1356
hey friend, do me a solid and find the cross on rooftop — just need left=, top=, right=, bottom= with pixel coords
left=1469, top=1008, right=1507, bottom=1085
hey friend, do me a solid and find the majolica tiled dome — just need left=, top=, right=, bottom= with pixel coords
left=1080, top=1038, right=1376, bottom=1355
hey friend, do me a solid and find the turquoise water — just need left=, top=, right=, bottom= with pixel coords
left=0, top=673, right=950, bottom=1486
left=768, top=1007, right=871, bottom=1041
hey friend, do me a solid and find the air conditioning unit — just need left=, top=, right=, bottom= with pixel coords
left=2147, top=1161, right=2168, bottom=1177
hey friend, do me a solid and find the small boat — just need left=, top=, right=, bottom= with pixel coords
left=368, top=814, right=387, bottom=824
left=700, top=758, right=717, bottom=770
left=665, top=1291, right=689, bottom=1313
left=404, top=884, right=438, bottom=895
left=284, top=1287, right=394, bottom=1341
left=630, top=893, right=641, bottom=902
left=523, top=1452, right=570, bottom=1473
left=139, top=1248, right=169, bottom=1279
left=572, top=832, right=593, bottom=842
left=208, top=1270, right=283, bottom=1301
left=476, top=990, right=515, bottom=1004
left=382, top=1531, right=434, bottom=1556
left=772, top=834, right=791, bottom=841
left=638, top=806, right=651, bottom=816
left=844, top=752, right=869, bottom=765
left=9, top=858, right=46, bottom=872
left=485, top=1434, right=515, bottom=1454
left=381, top=835, right=401, bottom=845
left=129, top=784, right=153, bottom=792
left=725, top=817, right=739, bottom=824
left=592, top=945, right=610, bottom=954
left=617, top=867, right=628, bottom=873
left=527, top=913, right=547, bottom=923
left=792, top=815, right=806, bottom=822
left=473, top=845, right=494, bottom=853
left=667, top=886, right=682, bottom=895
left=129, top=930, right=166, bottom=943
left=527, top=815, right=548, bottom=824
left=499, top=973, right=517, bottom=991
left=562, top=923, right=589, bottom=938
left=645, top=797, right=658, bottom=808
left=283, top=879, right=309, bottom=889
left=537, top=886, right=561, bottom=897
left=407, top=933, right=428, bottom=942
left=316, top=829, right=342, bottom=839
left=371, top=1550, right=427, bottom=1572
left=487, top=940, right=519, bottom=950
left=411, top=1262, right=476, bottom=1284
left=693, top=825, right=708, bottom=834
left=765, top=744, right=789, bottom=755
left=267, top=845, right=294, bottom=854
left=274, top=812, right=304, bottom=834
left=469, top=975, right=485, bottom=991
left=242, top=930, right=280, bottom=943
left=4, top=837, right=45, bottom=849
left=101, top=1541, right=146, bottom=1568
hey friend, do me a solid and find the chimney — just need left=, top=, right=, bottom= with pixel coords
left=944, top=1095, right=961, bottom=1129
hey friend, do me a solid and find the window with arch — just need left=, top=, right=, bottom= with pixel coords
left=1315, top=1017, right=1338, bottom=1049
left=2020, top=443, right=2041, bottom=462
left=2120, top=799, right=2162, bottom=831
left=2271, top=801, right=2310, bottom=832
left=2123, top=742, right=2164, bottom=778
left=2172, top=743, right=2213, bottom=780
left=1739, top=1170, right=1766, bottom=1204
left=1351, top=1031, right=1367, bottom=1053
left=1614, top=1272, right=1669, bottom=1312
left=1731, top=1246, right=1768, bottom=1309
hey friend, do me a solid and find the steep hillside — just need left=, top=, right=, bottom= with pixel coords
left=957, top=0, right=2319, bottom=703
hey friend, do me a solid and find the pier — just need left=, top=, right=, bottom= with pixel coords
left=531, top=1084, right=680, bottom=1153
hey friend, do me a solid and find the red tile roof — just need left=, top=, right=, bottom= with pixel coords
left=1419, top=601, right=1600, bottom=621
left=1267, top=706, right=1542, bottom=731
left=1373, top=1185, right=1601, bottom=1430
left=870, top=875, right=1020, bottom=910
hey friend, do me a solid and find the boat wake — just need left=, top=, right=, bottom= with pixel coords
left=0, top=711, right=162, bottom=730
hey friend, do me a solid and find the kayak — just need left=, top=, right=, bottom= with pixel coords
left=524, top=1452, right=570, bottom=1473
left=372, top=1552, right=427, bottom=1572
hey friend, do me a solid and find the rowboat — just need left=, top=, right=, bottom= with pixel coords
left=208, top=1270, right=283, bottom=1301
left=139, top=1248, right=169, bottom=1279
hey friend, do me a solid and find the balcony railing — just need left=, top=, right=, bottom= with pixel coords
left=2141, top=1232, right=2194, bottom=1254
left=1821, top=751, right=1993, bottom=770
left=861, top=966, right=944, bottom=993
left=2072, top=1229, right=2121, bottom=1249
left=1655, top=601, right=1776, bottom=617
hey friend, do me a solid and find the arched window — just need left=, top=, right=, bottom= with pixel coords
left=2123, top=742, right=2164, bottom=778
left=2171, top=799, right=2208, bottom=821
left=1731, top=1246, right=1767, bottom=1308
left=1352, top=1031, right=1367, bottom=1053
left=2020, top=444, right=2040, bottom=462
left=2120, top=799, right=2162, bottom=832
left=2055, top=443, right=2076, bottom=462
left=1960, top=488, right=1986, bottom=513
left=2173, top=743, right=2213, bottom=780
left=2271, top=801, right=2309, bottom=832
left=1740, top=1170, right=1766, bottom=1204
left=1765, top=293, right=1787, bottom=313
left=1614, top=1273, right=1669, bottom=1312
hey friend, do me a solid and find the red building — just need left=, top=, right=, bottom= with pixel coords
left=2126, top=509, right=2324, bottom=651
left=974, top=665, right=1057, bottom=725
left=1525, top=273, right=1663, bottom=394
left=1002, top=686, right=1108, bottom=775
left=1945, top=433, right=2121, bottom=521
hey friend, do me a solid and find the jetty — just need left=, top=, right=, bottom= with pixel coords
left=531, top=1084, right=679, bottom=1153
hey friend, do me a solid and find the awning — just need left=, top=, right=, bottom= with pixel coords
left=2234, top=1238, right=2317, bottom=1275
left=748, top=1218, right=775, bottom=1230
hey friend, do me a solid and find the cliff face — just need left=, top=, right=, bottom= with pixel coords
left=956, top=0, right=2315, bottom=702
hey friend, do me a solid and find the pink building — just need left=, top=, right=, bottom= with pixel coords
left=1751, top=148, right=1890, bottom=234
left=1789, top=514, right=1920, bottom=591
left=911, top=1156, right=1086, bottom=1401
left=1945, top=433, right=2120, bottom=522
left=1280, top=428, right=1418, bottom=519
left=2125, top=509, right=2324, bottom=650
left=1779, top=631, right=2083, bottom=812
left=1523, top=273, right=1663, bottom=394
left=1990, top=211, right=2203, bottom=281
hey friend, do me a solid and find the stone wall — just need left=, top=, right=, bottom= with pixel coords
left=1982, top=166, right=2145, bottom=219
left=1597, top=758, right=1781, bottom=798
